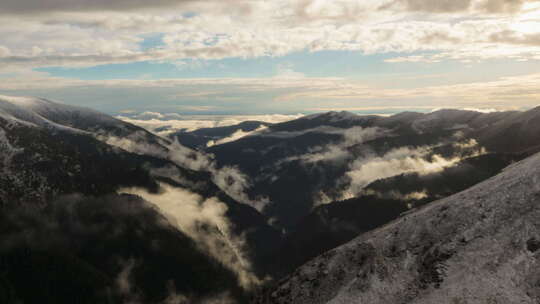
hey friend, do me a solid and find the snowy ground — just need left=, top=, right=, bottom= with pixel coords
left=257, top=152, right=540, bottom=304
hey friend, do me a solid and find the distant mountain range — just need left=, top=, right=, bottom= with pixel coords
left=172, top=107, right=539, bottom=276
left=2, top=95, right=540, bottom=303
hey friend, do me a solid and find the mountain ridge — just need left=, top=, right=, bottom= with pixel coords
left=255, top=150, right=540, bottom=304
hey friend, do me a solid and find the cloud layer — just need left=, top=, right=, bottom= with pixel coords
left=0, top=0, right=539, bottom=71
left=0, top=0, right=539, bottom=112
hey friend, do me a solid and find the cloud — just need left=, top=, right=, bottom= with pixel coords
left=167, top=138, right=215, bottom=170
left=166, top=141, right=270, bottom=213
left=341, top=142, right=486, bottom=198
left=0, top=46, right=10, bottom=57
left=0, top=127, right=24, bottom=171
left=115, top=258, right=143, bottom=303
left=0, top=0, right=538, bottom=74
left=0, top=1, right=538, bottom=114
left=489, top=29, right=540, bottom=46
left=0, top=0, right=244, bottom=14
left=117, top=113, right=303, bottom=135
left=210, top=166, right=270, bottom=213
left=392, top=0, right=473, bottom=13
left=282, top=126, right=386, bottom=164
left=132, top=111, right=166, bottom=120
left=386, top=0, right=532, bottom=13
left=0, top=192, right=251, bottom=302
left=206, top=125, right=267, bottom=147
left=97, top=128, right=270, bottom=212
left=120, top=183, right=262, bottom=290
left=272, top=72, right=540, bottom=109
left=478, top=0, right=532, bottom=13
left=98, top=130, right=170, bottom=159
left=362, top=188, right=429, bottom=202
left=1, top=71, right=540, bottom=115
left=163, top=288, right=236, bottom=304
left=462, top=107, right=499, bottom=113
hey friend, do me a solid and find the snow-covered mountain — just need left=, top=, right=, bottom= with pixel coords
left=0, top=95, right=281, bottom=303
left=256, top=150, right=540, bottom=304
left=0, top=95, right=171, bottom=155
left=0, top=95, right=128, bottom=132
left=3, top=95, right=540, bottom=303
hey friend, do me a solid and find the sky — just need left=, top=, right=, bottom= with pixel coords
left=1, top=0, right=540, bottom=115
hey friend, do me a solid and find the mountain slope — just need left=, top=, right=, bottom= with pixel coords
left=171, top=120, right=272, bottom=149
left=0, top=95, right=282, bottom=301
left=0, top=95, right=171, bottom=155
left=256, top=151, right=540, bottom=304
left=204, top=108, right=529, bottom=230
left=271, top=152, right=521, bottom=277
left=0, top=194, right=244, bottom=304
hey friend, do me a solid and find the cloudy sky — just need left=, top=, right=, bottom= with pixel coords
left=1, top=0, right=540, bottom=114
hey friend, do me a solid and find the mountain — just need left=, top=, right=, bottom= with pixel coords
left=200, top=108, right=539, bottom=231
left=255, top=151, right=540, bottom=304
left=4, top=95, right=540, bottom=303
left=172, top=107, right=539, bottom=278
left=170, top=120, right=272, bottom=149
left=0, top=95, right=281, bottom=303
left=271, top=152, right=522, bottom=276
left=0, top=95, right=169, bottom=148
left=0, top=194, right=244, bottom=304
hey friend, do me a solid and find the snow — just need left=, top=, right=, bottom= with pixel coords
left=0, top=95, right=122, bottom=132
left=0, top=95, right=48, bottom=108
left=0, top=99, right=75, bottom=132
left=0, top=127, right=23, bottom=169
left=258, top=151, right=540, bottom=304
left=0, top=95, right=149, bottom=138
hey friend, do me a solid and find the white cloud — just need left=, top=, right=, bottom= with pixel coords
left=206, top=125, right=267, bottom=147
left=341, top=142, right=486, bottom=198
left=98, top=128, right=271, bottom=212
left=1, top=71, right=540, bottom=112
left=0, top=1, right=539, bottom=113
left=0, top=46, right=10, bottom=57
left=386, top=0, right=534, bottom=13
left=0, top=0, right=538, bottom=72
left=120, top=183, right=262, bottom=290
left=117, top=113, right=303, bottom=134
left=282, top=126, right=386, bottom=164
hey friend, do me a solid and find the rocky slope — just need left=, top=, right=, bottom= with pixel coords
left=256, top=151, right=540, bottom=304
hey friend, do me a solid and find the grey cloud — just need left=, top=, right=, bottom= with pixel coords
left=0, top=0, right=206, bottom=14
left=291, top=0, right=374, bottom=23
left=489, top=30, right=540, bottom=46
left=419, top=32, right=463, bottom=44
left=386, top=0, right=530, bottom=13
left=478, top=0, right=531, bottom=13
left=0, top=44, right=273, bottom=69
left=402, top=0, right=472, bottom=12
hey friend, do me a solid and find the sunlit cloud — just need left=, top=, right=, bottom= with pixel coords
left=0, top=0, right=539, bottom=112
